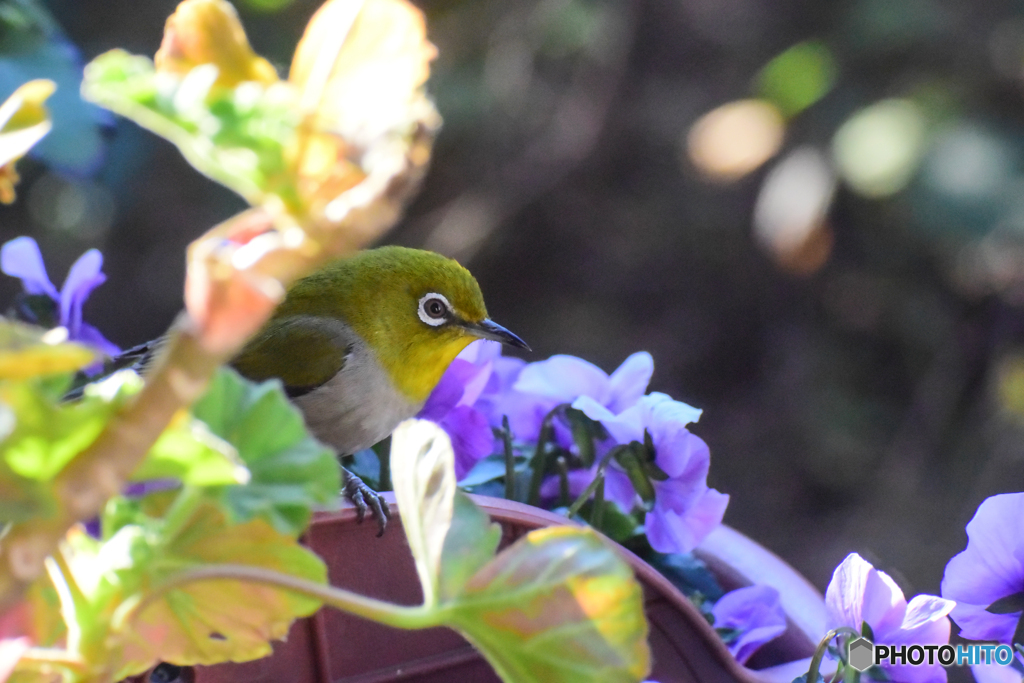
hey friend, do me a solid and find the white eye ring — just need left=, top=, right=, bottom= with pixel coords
left=418, top=293, right=452, bottom=326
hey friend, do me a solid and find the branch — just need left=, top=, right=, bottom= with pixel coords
left=0, top=115, right=437, bottom=611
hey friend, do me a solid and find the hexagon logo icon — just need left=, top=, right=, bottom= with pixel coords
left=848, top=637, right=874, bottom=672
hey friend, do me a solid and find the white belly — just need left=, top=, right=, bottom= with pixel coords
left=292, top=339, right=422, bottom=455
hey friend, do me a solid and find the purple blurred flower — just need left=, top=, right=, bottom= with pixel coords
left=494, top=351, right=654, bottom=442
left=574, top=392, right=729, bottom=554
left=826, top=553, right=954, bottom=683
left=418, top=341, right=503, bottom=479
left=1, top=236, right=119, bottom=362
left=942, top=493, right=1024, bottom=644
left=712, top=585, right=787, bottom=664
left=971, top=661, right=1024, bottom=683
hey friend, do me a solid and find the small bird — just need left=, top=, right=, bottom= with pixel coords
left=232, top=245, right=528, bottom=526
left=103, top=246, right=528, bottom=530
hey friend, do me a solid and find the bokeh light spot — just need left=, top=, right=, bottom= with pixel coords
left=754, top=146, right=836, bottom=274
left=923, top=125, right=1011, bottom=200
left=27, top=173, right=116, bottom=239
left=832, top=98, right=926, bottom=198
left=686, top=99, right=785, bottom=181
left=757, top=41, right=837, bottom=118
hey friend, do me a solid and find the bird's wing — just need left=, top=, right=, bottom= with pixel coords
left=231, top=314, right=352, bottom=398
left=62, top=338, right=164, bottom=401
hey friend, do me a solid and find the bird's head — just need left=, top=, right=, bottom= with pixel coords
left=281, top=246, right=528, bottom=403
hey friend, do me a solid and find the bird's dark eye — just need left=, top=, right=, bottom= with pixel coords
left=426, top=298, right=446, bottom=318
left=418, top=293, right=452, bottom=326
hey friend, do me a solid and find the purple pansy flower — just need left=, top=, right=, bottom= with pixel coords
left=712, top=584, right=787, bottom=664
left=826, top=553, right=954, bottom=683
left=573, top=392, right=729, bottom=554
left=492, top=351, right=654, bottom=443
left=941, top=493, right=1024, bottom=644
left=418, top=341, right=504, bottom=479
left=971, top=662, right=1024, bottom=683
left=1, top=236, right=119, bottom=362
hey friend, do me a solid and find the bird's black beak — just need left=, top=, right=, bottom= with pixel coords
left=465, top=318, right=531, bottom=351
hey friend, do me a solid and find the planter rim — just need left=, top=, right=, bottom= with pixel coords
left=312, top=493, right=829, bottom=683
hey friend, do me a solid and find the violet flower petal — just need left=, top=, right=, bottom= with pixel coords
left=59, top=248, right=105, bottom=337
left=459, top=339, right=503, bottom=364
left=825, top=553, right=905, bottom=637
left=607, top=351, right=654, bottom=413
left=642, top=391, right=702, bottom=428
left=971, top=662, right=1023, bottom=683
left=76, top=322, right=120, bottom=358
left=712, top=585, right=787, bottom=664
left=498, top=392, right=558, bottom=442
left=651, top=421, right=711, bottom=482
left=513, top=355, right=611, bottom=404
left=458, top=359, right=493, bottom=407
left=539, top=465, right=600, bottom=502
left=942, top=493, right=1024, bottom=643
left=645, top=486, right=729, bottom=554
left=444, top=406, right=496, bottom=480
left=418, top=362, right=468, bottom=422
left=826, top=553, right=953, bottom=683
left=0, top=236, right=58, bottom=299
left=605, top=468, right=638, bottom=510
left=572, top=396, right=644, bottom=444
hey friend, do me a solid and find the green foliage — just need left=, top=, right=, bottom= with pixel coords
left=448, top=525, right=649, bottom=682
left=0, top=370, right=137, bottom=524
left=81, top=49, right=300, bottom=210
left=192, top=367, right=340, bottom=535
left=0, top=338, right=336, bottom=681
left=390, top=419, right=651, bottom=682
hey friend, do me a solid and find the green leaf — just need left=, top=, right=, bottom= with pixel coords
left=585, top=500, right=640, bottom=543
left=614, top=443, right=655, bottom=506
left=447, top=526, right=650, bottom=683
left=63, top=501, right=326, bottom=679
left=191, top=367, right=340, bottom=535
left=81, top=49, right=300, bottom=209
left=438, top=491, right=500, bottom=602
left=0, top=371, right=141, bottom=523
left=390, top=419, right=457, bottom=608
left=131, top=415, right=248, bottom=487
left=459, top=453, right=528, bottom=488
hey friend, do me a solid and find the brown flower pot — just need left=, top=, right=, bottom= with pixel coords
left=129, top=495, right=827, bottom=683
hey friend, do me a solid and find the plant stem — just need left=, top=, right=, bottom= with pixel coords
left=375, top=436, right=392, bottom=491
left=502, top=416, right=515, bottom=501
left=591, top=476, right=605, bottom=529
left=123, top=564, right=438, bottom=632
left=565, top=446, right=622, bottom=518
left=160, top=485, right=203, bottom=543
left=805, top=626, right=860, bottom=683
left=526, top=404, right=566, bottom=507
left=18, top=648, right=86, bottom=671
left=556, top=457, right=570, bottom=507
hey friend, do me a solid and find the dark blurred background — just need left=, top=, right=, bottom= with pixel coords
left=2, top=0, right=1024, bottom=651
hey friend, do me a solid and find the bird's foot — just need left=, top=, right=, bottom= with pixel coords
left=342, top=467, right=390, bottom=536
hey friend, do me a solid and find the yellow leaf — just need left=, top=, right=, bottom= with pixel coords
left=285, top=0, right=439, bottom=225
left=0, top=321, right=95, bottom=380
left=155, top=0, right=279, bottom=88
left=289, top=0, right=436, bottom=137
left=0, top=80, right=55, bottom=204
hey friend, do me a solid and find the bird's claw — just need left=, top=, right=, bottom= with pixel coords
left=342, top=468, right=390, bottom=536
